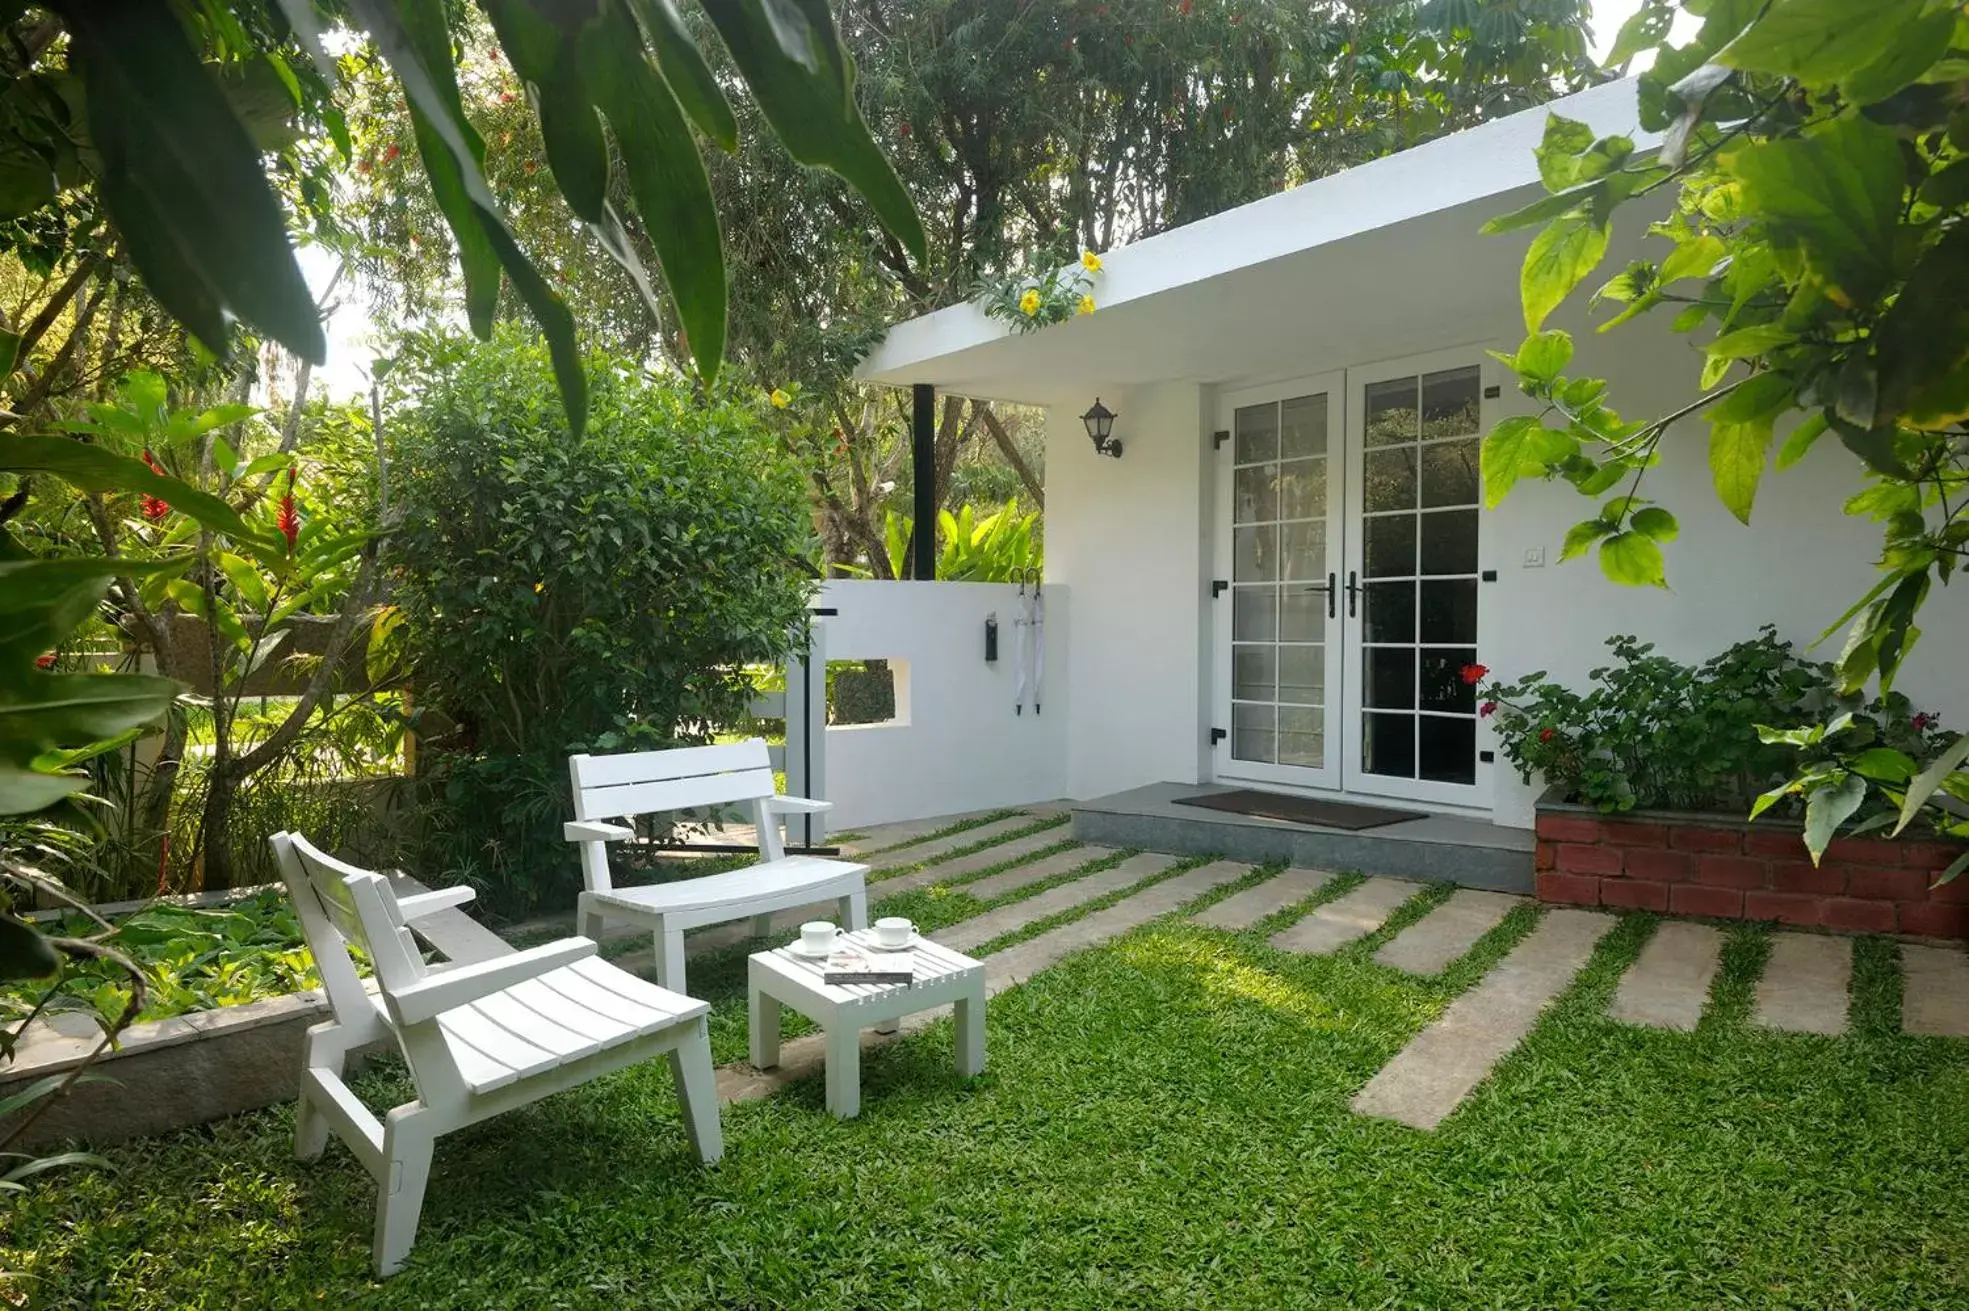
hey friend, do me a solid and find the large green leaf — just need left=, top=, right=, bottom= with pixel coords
left=1718, top=0, right=1927, bottom=86
left=1480, top=415, right=1542, bottom=508
left=1874, top=223, right=1969, bottom=426
left=1705, top=372, right=1794, bottom=523
left=1802, top=771, right=1867, bottom=863
left=396, top=0, right=502, bottom=336
left=1896, top=733, right=1969, bottom=836
left=1725, top=116, right=1905, bottom=307
left=2, top=435, right=260, bottom=541
left=1520, top=209, right=1609, bottom=332
left=0, top=558, right=178, bottom=667
left=629, top=0, right=739, bottom=150
left=1599, top=530, right=1666, bottom=587
left=585, top=7, right=727, bottom=380
left=700, top=0, right=927, bottom=265
left=57, top=0, right=325, bottom=363
left=539, top=24, right=612, bottom=224
left=0, top=671, right=181, bottom=750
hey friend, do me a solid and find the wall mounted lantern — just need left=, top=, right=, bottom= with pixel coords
left=1080, top=397, right=1123, bottom=458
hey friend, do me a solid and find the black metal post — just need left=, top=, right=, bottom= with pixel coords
left=911, top=382, right=936, bottom=580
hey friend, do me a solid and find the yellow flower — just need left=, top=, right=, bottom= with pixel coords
left=1076, top=294, right=1096, bottom=315
left=1018, top=288, right=1041, bottom=316
left=1080, top=249, right=1103, bottom=272
left=769, top=388, right=791, bottom=409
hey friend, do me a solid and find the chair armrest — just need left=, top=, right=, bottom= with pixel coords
left=764, top=796, right=833, bottom=815
left=384, top=937, right=598, bottom=1026
left=396, top=885, right=476, bottom=919
left=564, top=820, right=634, bottom=843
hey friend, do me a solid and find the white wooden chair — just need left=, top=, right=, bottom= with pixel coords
left=269, top=831, right=723, bottom=1278
left=564, top=739, right=870, bottom=996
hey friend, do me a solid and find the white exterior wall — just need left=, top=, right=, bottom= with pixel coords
left=1044, top=381, right=1213, bottom=800
left=812, top=580, right=1067, bottom=829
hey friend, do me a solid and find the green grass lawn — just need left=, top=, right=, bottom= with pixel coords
left=6, top=904, right=1969, bottom=1308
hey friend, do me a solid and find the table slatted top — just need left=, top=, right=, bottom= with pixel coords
left=753, top=931, right=982, bottom=1004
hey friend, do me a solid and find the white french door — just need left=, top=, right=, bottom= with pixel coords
left=1212, top=350, right=1490, bottom=808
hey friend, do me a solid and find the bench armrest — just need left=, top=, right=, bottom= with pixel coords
left=396, top=885, right=476, bottom=919
left=385, top=937, right=598, bottom=1026
left=564, top=820, right=634, bottom=843
left=764, top=796, right=832, bottom=815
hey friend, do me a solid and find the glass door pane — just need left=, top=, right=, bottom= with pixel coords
left=1357, top=365, right=1482, bottom=786
left=1229, top=392, right=1330, bottom=770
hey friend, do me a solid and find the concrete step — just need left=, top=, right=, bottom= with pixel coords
left=933, top=853, right=1179, bottom=955
left=1270, top=877, right=1420, bottom=956
left=1374, top=889, right=1523, bottom=977
left=1753, top=933, right=1851, bottom=1036
left=1901, top=943, right=1969, bottom=1037
left=876, top=829, right=1072, bottom=895
left=1608, top=921, right=1724, bottom=1032
left=1352, top=908, right=1615, bottom=1130
left=1192, top=867, right=1335, bottom=931
left=867, top=815, right=1049, bottom=873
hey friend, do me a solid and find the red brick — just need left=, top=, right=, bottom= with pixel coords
left=1670, top=825, right=1742, bottom=854
left=1844, top=866, right=1928, bottom=902
left=1903, top=842, right=1969, bottom=874
left=1536, top=872, right=1601, bottom=906
left=1536, top=814, right=1601, bottom=843
left=1743, top=891, right=1823, bottom=926
left=1601, top=820, right=1668, bottom=847
left=1670, top=884, right=1744, bottom=918
left=1899, top=902, right=1969, bottom=939
left=1767, top=860, right=1846, bottom=896
left=1744, top=829, right=1810, bottom=860
left=1818, top=897, right=1898, bottom=933
left=1557, top=843, right=1624, bottom=875
left=1535, top=840, right=1556, bottom=872
left=1822, top=837, right=1906, bottom=866
left=1599, top=878, right=1670, bottom=911
left=1624, top=848, right=1695, bottom=883
left=1695, top=854, right=1768, bottom=890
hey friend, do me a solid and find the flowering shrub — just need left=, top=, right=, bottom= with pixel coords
left=1478, top=629, right=1956, bottom=817
left=977, top=249, right=1103, bottom=333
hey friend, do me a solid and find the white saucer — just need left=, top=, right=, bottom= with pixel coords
left=864, top=934, right=921, bottom=953
left=785, top=939, right=838, bottom=959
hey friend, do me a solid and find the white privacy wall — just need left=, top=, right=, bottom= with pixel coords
left=812, top=580, right=1068, bottom=830
left=1043, top=380, right=1214, bottom=800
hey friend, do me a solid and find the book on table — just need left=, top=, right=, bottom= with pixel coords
left=822, top=945, right=915, bottom=986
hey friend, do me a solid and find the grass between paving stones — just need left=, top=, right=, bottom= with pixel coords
left=865, top=812, right=1071, bottom=877
left=12, top=896, right=1966, bottom=1309
left=852, top=808, right=1030, bottom=858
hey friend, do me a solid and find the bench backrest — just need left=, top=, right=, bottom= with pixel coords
left=568, top=739, right=776, bottom=822
left=270, top=830, right=430, bottom=1033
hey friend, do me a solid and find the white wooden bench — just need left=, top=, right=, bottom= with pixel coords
left=270, top=831, right=722, bottom=1278
left=564, top=739, right=870, bottom=996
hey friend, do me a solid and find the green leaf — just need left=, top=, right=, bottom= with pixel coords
left=1, top=435, right=261, bottom=542
left=215, top=551, right=270, bottom=614
left=1599, top=530, right=1666, bottom=587
left=1896, top=732, right=1969, bottom=836
left=1875, top=223, right=1969, bottom=427
left=1852, top=747, right=1917, bottom=783
left=1, top=1150, right=112, bottom=1184
left=1706, top=372, right=1794, bottom=523
left=1802, top=771, right=1867, bottom=864
left=629, top=0, right=739, bottom=150
left=480, top=222, right=587, bottom=438
left=1482, top=181, right=1606, bottom=235
left=1534, top=114, right=1597, bottom=191
left=0, top=558, right=176, bottom=666
left=1839, top=6, right=1958, bottom=103
left=1630, top=506, right=1679, bottom=541
left=1560, top=518, right=1616, bottom=561
left=59, top=0, right=325, bottom=363
left=1707, top=323, right=1797, bottom=360
left=699, top=0, right=927, bottom=265
left=1774, top=411, right=1829, bottom=470
left=1480, top=415, right=1542, bottom=508
left=1725, top=116, right=1905, bottom=306
left=0, top=1071, right=110, bottom=1121
left=1657, top=233, right=1726, bottom=284
left=1607, top=2, right=1674, bottom=66
left=1719, top=0, right=1927, bottom=86
left=538, top=26, right=611, bottom=224
left=1513, top=330, right=1573, bottom=384
left=1521, top=209, right=1610, bottom=332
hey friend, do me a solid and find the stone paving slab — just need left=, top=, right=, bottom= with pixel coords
left=963, top=846, right=1112, bottom=901
left=1608, top=921, right=1724, bottom=1031
left=837, top=808, right=1006, bottom=856
left=933, top=853, right=1178, bottom=954
left=877, top=830, right=1073, bottom=895
left=986, top=861, right=1251, bottom=987
left=1192, top=867, right=1335, bottom=931
left=1753, top=932, right=1851, bottom=1036
left=1352, top=908, right=1615, bottom=1131
left=1900, top=943, right=1969, bottom=1037
left=868, top=815, right=1050, bottom=874
left=1374, top=889, right=1523, bottom=977
left=1270, top=876, right=1420, bottom=956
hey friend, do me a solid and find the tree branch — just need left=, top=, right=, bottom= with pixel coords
left=975, top=401, right=1043, bottom=508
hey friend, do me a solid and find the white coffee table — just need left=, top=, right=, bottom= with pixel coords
left=747, top=931, right=987, bottom=1119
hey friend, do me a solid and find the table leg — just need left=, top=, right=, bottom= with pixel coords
left=749, top=986, right=781, bottom=1070
left=824, top=1025, right=861, bottom=1119
left=955, top=989, right=986, bottom=1079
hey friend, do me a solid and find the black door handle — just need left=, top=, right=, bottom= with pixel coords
left=1346, top=570, right=1360, bottom=618
left=1327, top=571, right=1336, bottom=619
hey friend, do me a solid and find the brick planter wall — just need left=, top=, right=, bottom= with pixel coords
left=1532, top=794, right=1969, bottom=938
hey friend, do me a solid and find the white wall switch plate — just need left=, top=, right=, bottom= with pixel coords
left=1523, top=546, right=1546, bottom=568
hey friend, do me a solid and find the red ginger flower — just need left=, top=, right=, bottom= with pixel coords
left=1460, top=663, right=1488, bottom=686
left=139, top=449, right=171, bottom=520
left=276, top=467, right=300, bottom=550
left=1480, top=701, right=1497, bottom=718
left=1539, top=727, right=1556, bottom=743
left=35, top=652, right=55, bottom=669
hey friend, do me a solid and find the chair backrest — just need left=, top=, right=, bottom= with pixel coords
left=269, top=831, right=430, bottom=1030
left=568, top=738, right=776, bottom=822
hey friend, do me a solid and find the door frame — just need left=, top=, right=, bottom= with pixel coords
left=1337, top=343, right=1494, bottom=809
left=1210, top=371, right=1346, bottom=791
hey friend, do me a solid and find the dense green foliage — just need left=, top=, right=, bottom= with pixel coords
left=1479, top=0, right=1969, bottom=859
left=384, top=328, right=812, bottom=913
left=879, top=498, right=1042, bottom=583
left=1479, top=630, right=1957, bottom=816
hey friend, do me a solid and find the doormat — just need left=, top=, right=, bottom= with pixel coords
left=1172, top=788, right=1426, bottom=831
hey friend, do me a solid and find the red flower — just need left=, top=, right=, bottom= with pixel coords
left=1913, top=712, right=1936, bottom=731
left=276, top=467, right=300, bottom=550
left=141, top=448, right=164, bottom=475
left=1480, top=701, right=1497, bottom=718
left=141, top=494, right=171, bottom=522
left=34, top=652, right=55, bottom=669
left=1460, top=663, right=1489, bottom=686
left=382, top=144, right=401, bottom=164
left=500, top=91, right=516, bottom=104
left=898, top=121, right=912, bottom=138
left=1179, top=0, right=1192, bottom=13
left=1539, top=728, right=1556, bottom=743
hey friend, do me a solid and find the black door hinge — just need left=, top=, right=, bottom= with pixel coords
left=1483, top=384, right=1501, bottom=399
left=1211, top=579, right=1229, bottom=598
left=1210, top=727, right=1227, bottom=745
left=1480, top=569, right=1497, bottom=582
left=1212, top=429, right=1230, bottom=449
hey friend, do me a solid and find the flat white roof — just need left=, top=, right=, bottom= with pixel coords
left=857, top=78, right=1648, bottom=405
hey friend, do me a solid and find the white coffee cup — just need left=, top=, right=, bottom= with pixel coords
left=874, top=916, right=914, bottom=949
left=800, top=921, right=839, bottom=954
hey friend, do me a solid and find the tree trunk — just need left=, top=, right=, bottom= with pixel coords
left=976, top=402, right=1044, bottom=508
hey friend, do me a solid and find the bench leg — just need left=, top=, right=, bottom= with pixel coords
left=824, top=1025, right=861, bottom=1119
left=653, top=921, right=687, bottom=994
left=294, top=1028, right=344, bottom=1162
left=669, top=1020, right=724, bottom=1164
left=579, top=901, right=608, bottom=943
left=373, top=1107, right=437, bottom=1278
left=749, top=986, right=782, bottom=1069
left=840, top=888, right=869, bottom=931
left=749, top=913, right=775, bottom=939
left=955, top=989, right=987, bottom=1079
